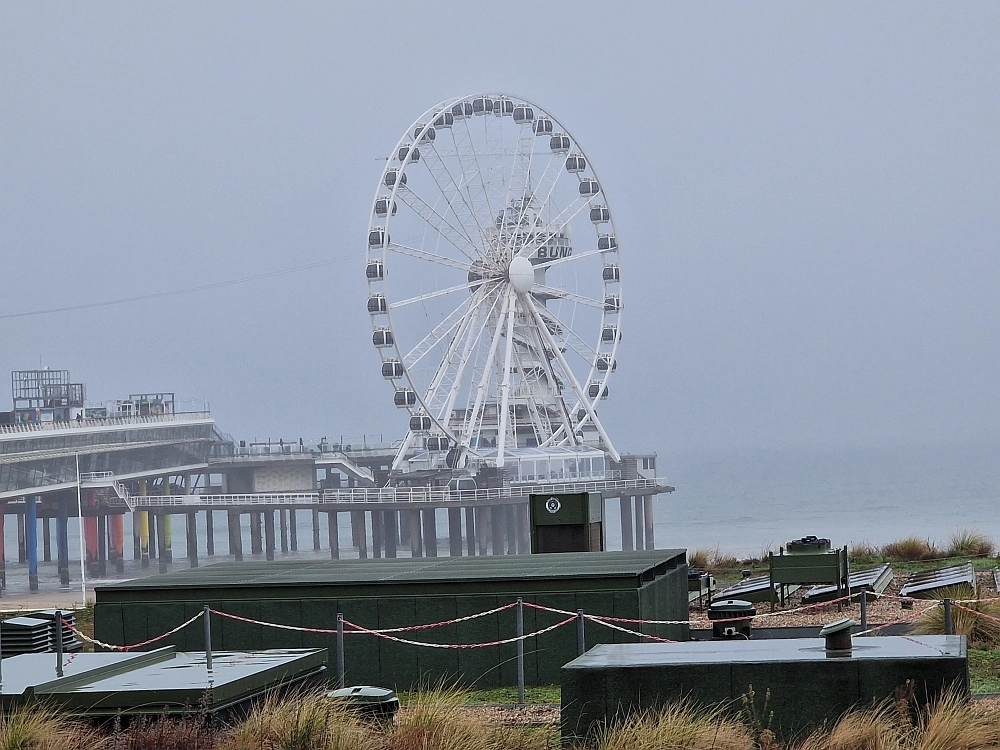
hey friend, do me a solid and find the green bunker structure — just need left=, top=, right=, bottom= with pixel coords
left=94, top=550, right=689, bottom=689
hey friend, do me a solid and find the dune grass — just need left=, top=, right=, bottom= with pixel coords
left=910, top=588, right=1000, bottom=648
left=0, top=704, right=98, bottom=750
left=881, top=537, right=940, bottom=561
left=945, top=529, right=996, bottom=559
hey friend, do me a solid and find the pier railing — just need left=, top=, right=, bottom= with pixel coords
left=125, top=477, right=673, bottom=508
left=0, top=411, right=214, bottom=437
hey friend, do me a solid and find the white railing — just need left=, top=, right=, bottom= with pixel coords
left=124, top=477, right=672, bottom=508
left=0, top=411, right=213, bottom=437
left=79, top=471, right=135, bottom=510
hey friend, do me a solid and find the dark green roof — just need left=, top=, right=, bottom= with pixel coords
left=97, top=550, right=684, bottom=592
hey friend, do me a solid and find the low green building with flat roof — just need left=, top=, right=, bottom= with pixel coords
left=95, top=550, right=688, bottom=689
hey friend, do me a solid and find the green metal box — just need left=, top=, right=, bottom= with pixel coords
left=529, top=492, right=604, bottom=553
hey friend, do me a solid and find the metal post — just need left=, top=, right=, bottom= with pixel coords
left=203, top=605, right=212, bottom=672
left=516, top=597, right=525, bottom=706
left=577, top=609, right=586, bottom=656
left=75, top=455, right=86, bottom=605
left=55, top=609, right=64, bottom=677
left=944, top=598, right=953, bottom=635
left=859, top=591, right=867, bottom=634
left=336, top=613, right=345, bottom=689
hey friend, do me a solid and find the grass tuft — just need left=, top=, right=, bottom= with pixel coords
left=794, top=704, right=901, bottom=750
left=910, top=588, right=1000, bottom=648
left=592, top=701, right=754, bottom=750
left=688, top=548, right=711, bottom=571
left=109, top=714, right=217, bottom=750
left=913, top=686, right=1000, bottom=750
left=944, top=529, right=996, bottom=559
left=387, top=687, right=487, bottom=750
left=0, top=704, right=99, bottom=750
left=849, top=540, right=881, bottom=560
left=881, top=537, right=939, bottom=561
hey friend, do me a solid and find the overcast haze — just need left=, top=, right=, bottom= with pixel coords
left=2, top=3, right=998, bottom=456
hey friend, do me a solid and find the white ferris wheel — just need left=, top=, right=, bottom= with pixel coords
left=366, top=93, right=622, bottom=473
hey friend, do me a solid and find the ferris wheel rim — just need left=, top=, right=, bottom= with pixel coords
left=365, top=93, right=622, bottom=462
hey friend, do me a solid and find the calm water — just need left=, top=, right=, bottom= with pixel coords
left=5, top=440, right=999, bottom=596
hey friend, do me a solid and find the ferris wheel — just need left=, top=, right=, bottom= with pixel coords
left=366, top=93, right=622, bottom=472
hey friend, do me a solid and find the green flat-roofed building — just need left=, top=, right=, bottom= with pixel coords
left=95, top=550, right=688, bottom=689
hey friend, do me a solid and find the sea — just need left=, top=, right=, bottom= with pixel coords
left=3, top=440, right=999, bottom=597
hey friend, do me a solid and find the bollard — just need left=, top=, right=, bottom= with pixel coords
left=336, top=613, right=345, bottom=689
left=55, top=609, right=64, bottom=677
left=203, top=605, right=212, bottom=672
left=577, top=609, right=586, bottom=656
left=516, top=597, right=525, bottom=706
left=859, top=591, right=867, bottom=634
left=944, top=598, right=953, bottom=635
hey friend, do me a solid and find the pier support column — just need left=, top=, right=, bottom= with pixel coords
left=279, top=509, right=288, bottom=554
left=620, top=497, right=634, bottom=552
left=490, top=506, right=504, bottom=556
left=327, top=511, right=339, bottom=560
left=57, top=496, right=69, bottom=588
left=384, top=511, right=398, bottom=559
left=0, top=502, right=6, bottom=592
left=110, top=513, right=125, bottom=574
left=84, top=491, right=99, bottom=577
left=206, top=510, right=215, bottom=556
left=264, top=509, right=275, bottom=561
left=448, top=508, right=463, bottom=557
left=156, top=514, right=169, bottom=574
left=516, top=503, right=529, bottom=554
left=351, top=511, right=368, bottom=559
left=42, top=517, right=51, bottom=563
left=139, top=481, right=149, bottom=568
left=26, top=496, right=38, bottom=592
left=633, top=496, right=645, bottom=551
left=17, top=511, right=26, bottom=563
left=464, top=507, right=476, bottom=556
left=408, top=511, right=422, bottom=558
left=312, top=509, right=320, bottom=550
left=250, top=511, right=262, bottom=555
left=161, top=480, right=173, bottom=563
left=186, top=512, right=199, bottom=568
left=371, top=511, right=383, bottom=558
left=97, top=512, right=107, bottom=577
left=476, top=507, right=489, bottom=556
left=132, top=511, right=141, bottom=562
left=228, top=510, right=243, bottom=562
left=148, top=512, right=157, bottom=560
left=289, top=509, right=298, bottom=551
left=643, top=496, right=655, bottom=550
left=421, top=509, right=437, bottom=557
left=505, top=504, right=517, bottom=554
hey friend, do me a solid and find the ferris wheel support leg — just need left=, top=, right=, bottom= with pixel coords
left=391, top=430, right=418, bottom=472
left=522, top=293, right=621, bottom=464
left=496, top=289, right=518, bottom=467
left=460, top=289, right=512, bottom=460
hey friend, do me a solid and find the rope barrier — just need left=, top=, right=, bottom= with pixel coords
left=340, top=615, right=579, bottom=649
left=854, top=602, right=937, bottom=637
left=62, top=610, right=204, bottom=652
left=583, top=614, right=677, bottom=643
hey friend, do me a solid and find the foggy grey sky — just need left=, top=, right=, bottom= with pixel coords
left=1, top=3, right=998, bottom=455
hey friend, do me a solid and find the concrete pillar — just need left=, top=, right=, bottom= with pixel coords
left=97, top=512, right=108, bottom=577
left=289, top=508, right=298, bottom=551
left=422, top=509, right=437, bottom=556
left=351, top=511, right=368, bottom=559
left=504, top=504, right=517, bottom=554
left=148, top=511, right=157, bottom=560
left=139, top=481, right=150, bottom=568
left=371, top=510, right=383, bottom=558
left=384, top=511, right=398, bottom=559
left=42, top=517, right=51, bottom=562
left=206, top=510, right=215, bottom=556
left=57, top=496, right=69, bottom=588
left=17, top=511, right=26, bottom=563
left=228, top=510, right=243, bottom=562
left=279, top=509, right=288, bottom=554
left=0, top=502, right=6, bottom=592
left=110, top=513, right=125, bottom=574
left=312, top=509, right=321, bottom=550
left=633, top=496, right=645, bottom=551
left=264, top=509, right=275, bottom=561
left=161, top=480, right=173, bottom=563
left=327, top=511, right=339, bottom=560
left=516, top=503, right=529, bottom=554
left=250, top=511, right=262, bottom=554
left=620, top=497, right=634, bottom=552
left=448, top=508, right=463, bottom=557
left=186, top=512, right=199, bottom=568
left=643, top=496, right=655, bottom=550
left=399, top=510, right=410, bottom=547
left=476, top=507, right=489, bottom=556
left=490, top=506, right=504, bottom=556
left=464, top=506, right=477, bottom=556
left=132, top=511, right=141, bottom=562
left=156, top=514, right=169, bottom=574
left=408, top=510, right=422, bottom=558
left=84, top=492, right=99, bottom=578
left=26, top=496, right=38, bottom=592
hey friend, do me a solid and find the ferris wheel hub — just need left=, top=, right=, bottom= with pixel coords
left=507, top=256, right=534, bottom=294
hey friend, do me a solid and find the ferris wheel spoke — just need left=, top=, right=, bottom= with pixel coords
left=534, top=247, right=609, bottom=270
left=509, top=333, right=552, bottom=448
left=499, top=124, right=538, bottom=261
left=522, top=307, right=577, bottom=444
left=495, top=289, right=519, bottom=466
left=423, top=141, right=489, bottom=249
left=532, top=286, right=606, bottom=310
left=395, top=186, right=480, bottom=262
left=448, top=119, right=495, bottom=240
left=535, top=305, right=599, bottom=360
left=515, top=194, right=593, bottom=258
left=387, top=242, right=471, bottom=272
left=401, top=282, right=498, bottom=368
left=522, top=293, right=620, bottom=462
left=510, top=149, right=561, bottom=258
left=389, top=279, right=484, bottom=310
left=461, top=289, right=511, bottom=452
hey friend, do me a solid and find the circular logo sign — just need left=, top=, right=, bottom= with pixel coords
left=545, top=497, right=562, bottom=514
